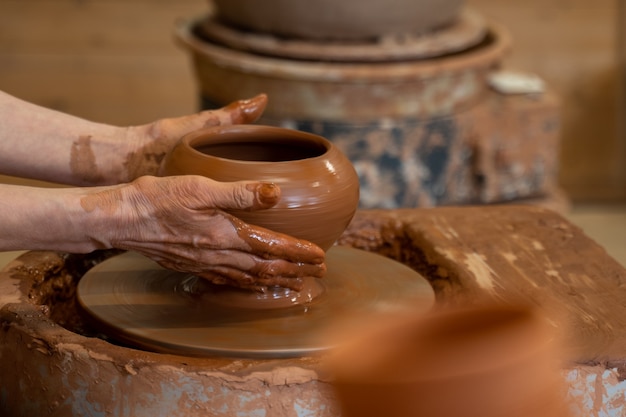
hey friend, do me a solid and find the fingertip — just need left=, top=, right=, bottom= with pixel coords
left=316, top=261, right=328, bottom=278
left=227, top=94, right=268, bottom=124
left=258, top=182, right=281, bottom=206
left=247, top=182, right=281, bottom=209
left=312, top=249, right=326, bottom=267
left=297, top=240, right=326, bottom=265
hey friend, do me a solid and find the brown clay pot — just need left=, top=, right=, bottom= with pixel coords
left=211, top=0, right=465, bottom=40
left=159, top=125, right=360, bottom=251
left=329, top=304, right=571, bottom=417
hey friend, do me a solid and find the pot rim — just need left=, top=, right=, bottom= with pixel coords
left=179, top=124, right=334, bottom=166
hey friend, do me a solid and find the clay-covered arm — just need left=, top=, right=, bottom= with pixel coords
left=0, top=176, right=326, bottom=289
left=0, top=90, right=267, bottom=186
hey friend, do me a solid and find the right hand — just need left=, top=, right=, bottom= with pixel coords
left=81, top=175, right=327, bottom=291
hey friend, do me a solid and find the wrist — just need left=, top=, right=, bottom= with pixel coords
left=0, top=185, right=100, bottom=252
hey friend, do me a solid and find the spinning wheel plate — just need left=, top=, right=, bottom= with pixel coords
left=77, top=246, right=435, bottom=358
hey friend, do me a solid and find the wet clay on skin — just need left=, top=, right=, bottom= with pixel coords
left=246, top=182, right=282, bottom=210
left=223, top=94, right=268, bottom=124
left=123, top=94, right=267, bottom=181
left=123, top=140, right=171, bottom=182
left=70, top=135, right=104, bottom=184
left=79, top=177, right=322, bottom=293
left=80, top=187, right=124, bottom=215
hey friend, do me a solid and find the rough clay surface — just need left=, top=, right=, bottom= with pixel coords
left=338, top=207, right=626, bottom=417
left=0, top=253, right=338, bottom=417
left=1, top=206, right=626, bottom=416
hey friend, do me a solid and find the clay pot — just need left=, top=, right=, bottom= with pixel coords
left=211, top=0, right=465, bottom=40
left=159, top=125, right=360, bottom=251
left=329, top=304, right=570, bottom=417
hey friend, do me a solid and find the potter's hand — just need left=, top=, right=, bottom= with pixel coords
left=82, top=175, right=326, bottom=291
left=0, top=90, right=268, bottom=186
left=123, top=94, right=268, bottom=182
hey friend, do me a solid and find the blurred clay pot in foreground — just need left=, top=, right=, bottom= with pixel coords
left=159, top=125, right=360, bottom=251
left=211, top=0, right=464, bottom=40
left=329, top=304, right=571, bottom=417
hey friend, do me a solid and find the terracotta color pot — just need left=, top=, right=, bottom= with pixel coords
left=329, top=304, right=571, bottom=417
left=159, top=125, right=360, bottom=251
left=211, top=0, right=464, bottom=40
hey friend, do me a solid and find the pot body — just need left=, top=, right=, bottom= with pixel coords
left=212, top=0, right=464, bottom=40
left=159, top=125, right=360, bottom=251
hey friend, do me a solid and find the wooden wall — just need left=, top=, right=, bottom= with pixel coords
left=1, top=0, right=624, bottom=201
left=0, top=0, right=206, bottom=124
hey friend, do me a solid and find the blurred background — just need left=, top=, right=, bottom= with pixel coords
left=0, top=0, right=624, bottom=265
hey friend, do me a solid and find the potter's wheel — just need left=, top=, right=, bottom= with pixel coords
left=77, top=246, right=434, bottom=358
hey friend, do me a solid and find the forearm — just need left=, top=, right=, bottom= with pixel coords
left=0, top=90, right=132, bottom=186
left=0, top=183, right=113, bottom=253
left=0, top=91, right=268, bottom=187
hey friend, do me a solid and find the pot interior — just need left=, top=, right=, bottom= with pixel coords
left=194, top=138, right=327, bottom=162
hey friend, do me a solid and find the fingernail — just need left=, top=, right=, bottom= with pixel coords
left=257, top=182, right=280, bottom=206
left=228, top=94, right=268, bottom=124
left=312, top=252, right=326, bottom=266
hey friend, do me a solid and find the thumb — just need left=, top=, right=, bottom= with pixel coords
left=201, top=180, right=281, bottom=211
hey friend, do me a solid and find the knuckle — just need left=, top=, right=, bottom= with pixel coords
left=230, top=185, right=253, bottom=209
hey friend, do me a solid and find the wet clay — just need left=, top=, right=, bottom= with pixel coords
left=79, top=176, right=324, bottom=293
left=222, top=94, right=268, bottom=124
left=80, top=186, right=124, bottom=216
left=122, top=94, right=268, bottom=181
left=246, top=182, right=281, bottom=210
left=159, top=125, right=360, bottom=252
left=70, top=135, right=104, bottom=184
left=123, top=139, right=171, bottom=181
left=186, top=275, right=325, bottom=310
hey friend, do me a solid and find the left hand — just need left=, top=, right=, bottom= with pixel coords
left=0, top=91, right=266, bottom=187
left=123, top=94, right=267, bottom=181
